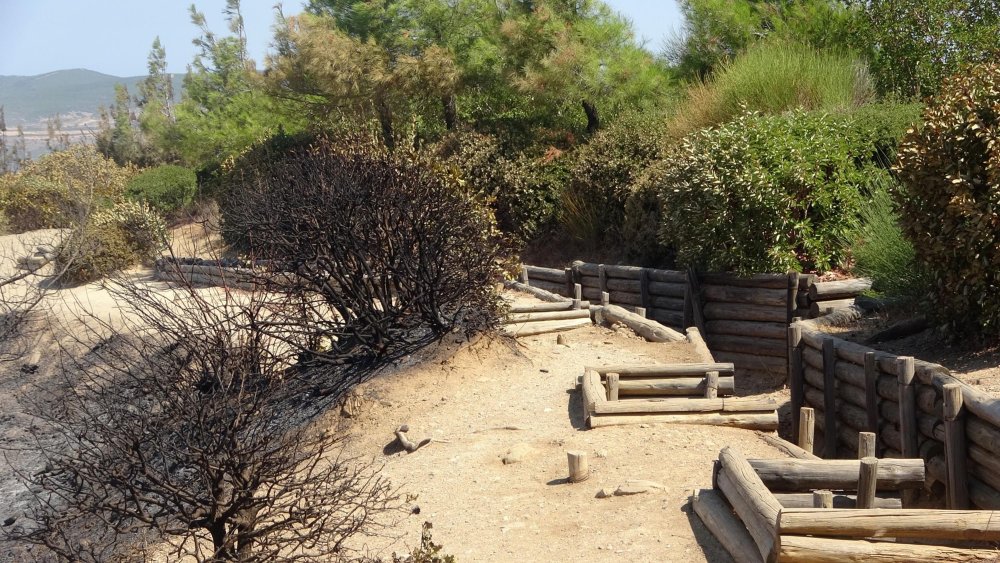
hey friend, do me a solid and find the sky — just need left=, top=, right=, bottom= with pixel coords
left=0, top=0, right=685, bottom=77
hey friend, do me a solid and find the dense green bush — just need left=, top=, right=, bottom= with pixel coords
left=0, top=145, right=135, bottom=233
left=57, top=201, right=167, bottom=285
left=655, top=110, right=885, bottom=274
left=668, top=40, right=873, bottom=138
left=561, top=113, right=667, bottom=244
left=847, top=175, right=928, bottom=302
left=126, top=165, right=197, bottom=213
left=895, top=63, right=1000, bottom=337
left=622, top=161, right=675, bottom=267
left=433, top=131, right=561, bottom=243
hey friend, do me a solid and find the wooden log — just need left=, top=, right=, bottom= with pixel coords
left=700, top=273, right=789, bottom=289
left=799, top=407, right=815, bottom=455
left=564, top=267, right=573, bottom=297
left=647, top=268, right=687, bottom=284
left=648, top=281, right=686, bottom=298
left=592, top=396, right=778, bottom=415
left=789, top=325, right=804, bottom=444
left=822, top=338, right=839, bottom=458
left=580, top=369, right=602, bottom=417
left=648, top=308, right=684, bottom=327
left=504, top=317, right=591, bottom=337
left=649, top=294, right=685, bottom=310
left=506, top=309, right=591, bottom=323
left=600, top=291, right=610, bottom=306
left=707, top=335, right=787, bottom=358
left=858, top=432, right=876, bottom=459
left=943, top=383, right=970, bottom=510
left=716, top=446, right=782, bottom=562
left=755, top=432, right=819, bottom=460
left=595, top=305, right=685, bottom=342
left=519, top=266, right=529, bottom=284
left=809, top=278, right=873, bottom=301
left=813, top=490, right=834, bottom=508
left=618, top=376, right=735, bottom=396
left=523, top=265, right=567, bottom=283
left=588, top=362, right=735, bottom=376
left=748, top=458, right=925, bottom=491
left=504, top=280, right=569, bottom=303
left=779, top=507, right=1000, bottom=541
left=639, top=268, right=651, bottom=309
left=573, top=262, right=648, bottom=280
left=864, top=352, right=880, bottom=451
left=605, top=277, right=639, bottom=293
left=810, top=298, right=857, bottom=317
left=773, top=492, right=901, bottom=509
left=928, top=456, right=1000, bottom=510
left=509, top=301, right=584, bottom=313
left=704, top=302, right=788, bottom=323
left=778, top=534, right=1000, bottom=562
left=787, top=272, right=800, bottom=324
left=687, top=268, right=708, bottom=335
left=687, top=327, right=716, bottom=363
left=574, top=282, right=582, bottom=302
left=606, top=373, right=619, bottom=401
left=705, top=371, right=719, bottom=399
left=527, top=279, right=568, bottom=296
left=713, top=351, right=788, bottom=373
left=856, top=457, right=878, bottom=508
left=897, top=356, right=917, bottom=506
left=708, top=320, right=788, bottom=340
left=702, top=285, right=788, bottom=307
left=567, top=451, right=589, bottom=482
left=589, top=411, right=778, bottom=430
left=690, top=489, right=764, bottom=563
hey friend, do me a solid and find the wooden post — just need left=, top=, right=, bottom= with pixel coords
left=798, top=407, right=815, bottom=455
left=822, top=338, right=838, bottom=458
left=564, top=267, right=573, bottom=297
left=639, top=268, right=651, bottom=311
left=686, top=268, right=707, bottom=335
left=943, top=383, right=969, bottom=510
left=864, top=352, right=880, bottom=454
left=635, top=306, right=647, bottom=318
left=787, top=272, right=800, bottom=324
left=519, top=265, right=529, bottom=285
left=897, top=356, right=917, bottom=506
left=598, top=264, right=608, bottom=295
left=567, top=450, right=589, bottom=483
left=813, top=490, right=833, bottom=509
left=858, top=432, right=876, bottom=459
left=705, top=371, right=719, bottom=399
left=857, top=456, right=878, bottom=509
left=683, top=278, right=693, bottom=329
left=601, top=291, right=610, bottom=306
left=574, top=283, right=582, bottom=303
left=607, top=373, right=620, bottom=401
left=717, top=447, right=782, bottom=562
left=789, top=325, right=803, bottom=443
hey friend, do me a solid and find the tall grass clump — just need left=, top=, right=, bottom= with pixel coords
left=669, top=40, right=873, bottom=137
left=847, top=175, right=928, bottom=303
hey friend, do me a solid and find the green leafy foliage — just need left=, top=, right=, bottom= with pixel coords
left=622, top=161, right=676, bottom=267
left=895, top=63, right=1000, bottom=336
left=668, top=40, right=873, bottom=137
left=391, top=522, right=456, bottom=563
left=655, top=110, right=886, bottom=274
left=126, top=165, right=197, bottom=213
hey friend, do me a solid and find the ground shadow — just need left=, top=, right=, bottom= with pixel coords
left=566, top=386, right=586, bottom=430
left=682, top=493, right=736, bottom=563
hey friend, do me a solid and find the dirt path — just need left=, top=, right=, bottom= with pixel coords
left=336, top=293, right=788, bottom=562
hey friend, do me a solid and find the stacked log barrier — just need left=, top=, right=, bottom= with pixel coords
left=798, top=277, right=871, bottom=318
left=155, top=258, right=279, bottom=290
left=792, top=317, right=1000, bottom=510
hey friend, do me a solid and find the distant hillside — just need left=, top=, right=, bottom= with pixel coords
left=0, top=68, right=184, bottom=126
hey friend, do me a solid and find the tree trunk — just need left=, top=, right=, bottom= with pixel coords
left=582, top=99, right=600, bottom=134
left=442, top=93, right=457, bottom=130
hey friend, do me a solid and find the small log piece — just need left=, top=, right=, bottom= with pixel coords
left=857, top=456, right=878, bottom=509
left=567, top=451, right=589, bottom=483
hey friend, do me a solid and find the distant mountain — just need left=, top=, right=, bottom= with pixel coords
left=0, top=68, right=184, bottom=126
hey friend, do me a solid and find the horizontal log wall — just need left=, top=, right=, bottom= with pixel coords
left=793, top=322, right=1000, bottom=510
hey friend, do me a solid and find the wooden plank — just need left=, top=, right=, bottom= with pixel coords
left=823, top=338, right=839, bottom=458
left=589, top=411, right=778, bottom=430
left=690, top=489, right=764, bottom=563
left=587, top=363, right=735, bottom=377
left=716, top=447, right=782, bottom=562
left=943, top=383, right=970, bottom=510
left=779, top=507, right=1000, bottom=541
left=778, top=535, right=999, bottom=563
left=618, top=376, right=735, bottom=397
left=747, top=458, right=925, bottom=491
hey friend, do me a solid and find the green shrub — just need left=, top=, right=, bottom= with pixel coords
left=668, top=40, right=873, bottom=138
left=846, top=102, right=923, bottom=166
left=655, top=110, right=880, bottom=274
left=895, top=63, right=1000, bottom=336
left=92, top=200, right=167, bottom=262
left=433, top=131, right=561, bottom=243
left=561, top=113, right=668, bottom=244
left=847, top=175, right=928, bottom=302
left=622, top=161, right=675, bottom=267
left=56, top=223, right=136, bottom=285
left=0, top=145, right=135, bottom=232
left=126, top=165, right=197, bottom=213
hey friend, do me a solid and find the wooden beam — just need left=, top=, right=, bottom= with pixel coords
left=690, top=489, right=764, bottom=563
left=778, top=535, right=999, bottom=563
left=778, top=508, right=1000, bottom=541
left=590, top=411, right=777, bottom=430
left=822, top=338, right=839, bottom=458
left=943, top=383, right=970, bottom=510
left=716, top=446, right=782, bottom=562
left=586, top=362, right=735, bottom=377
left=773, top=492, right=900, bottom=509
left=747, top=458, right=925, bottom=491
left=617, top=376, right=735, bottom=396
left=856, top=457, right=878, bottom=509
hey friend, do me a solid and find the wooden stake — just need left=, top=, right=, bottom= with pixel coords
left=863, top=352, right=880, bottom=453
left=858, top=432, right=876, bottom=459
left=705, top=371, right=719, bottom=399
left=564, top=266, right=573, bottom=297
left=574, top=282, right=582, bottom=303
left=635, top=306, right=647, bottom=318
left=690, top=489, right=764, bottom=563
left=601, top=291, right=610, bottom=306
left=822, top=338, right=838, bottom=458
left=857, top=456, right=878, bottom=509
left=897, top=356, right=917, bottom=506
left=567, top=450, right=589, bottom=483
left=943, top=383, right=970, bottom=509
left=606, top=373, right=620, bottom=401
left=813, top=490, right=833, bottom=508
left=798, top=407, right=815, bottom=455
left=789, top=325, right=803, bottom=443
left=519, top=266, right=529, bottom=285
left=716, top=447, right=782, bottom=562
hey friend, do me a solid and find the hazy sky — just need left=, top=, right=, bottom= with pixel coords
left=0, top=0, right=684, bottom=77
